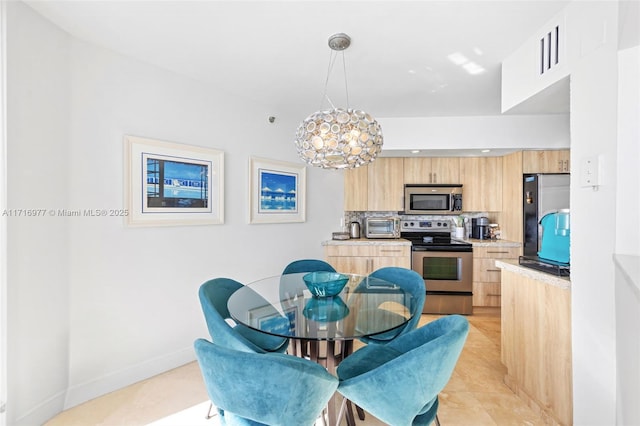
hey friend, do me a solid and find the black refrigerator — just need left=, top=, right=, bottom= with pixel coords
left=523, top=174, right=570, bottom=257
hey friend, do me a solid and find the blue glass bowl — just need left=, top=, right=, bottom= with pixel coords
left=303, top=297, right=350, bottom=322
left=302, top=272, right=349, bottom=298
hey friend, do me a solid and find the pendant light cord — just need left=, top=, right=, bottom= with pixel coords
left=320, top=50, right=350, bottom=111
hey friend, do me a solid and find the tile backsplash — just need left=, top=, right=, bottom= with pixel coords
left=344, top=211, right=495, bottom=238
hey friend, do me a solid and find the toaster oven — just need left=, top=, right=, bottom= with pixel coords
left=365, top=217, right=401, bottom=239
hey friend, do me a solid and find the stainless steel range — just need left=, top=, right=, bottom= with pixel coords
left=401, top=219, right=473, bottom=315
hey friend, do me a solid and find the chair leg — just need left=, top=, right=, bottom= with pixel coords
left=435, top=413, right=441, bottom=426
left=355, top=404, right=365, bottom=420
left=205, top=402, right=217, bottom=419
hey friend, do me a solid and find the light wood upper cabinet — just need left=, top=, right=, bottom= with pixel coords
left=460, top=157, right=503, bottom=212
left=344, top=165, right=368, bottom=211
left=344, top=158, right=404, bottom=211
left=500, top=151, right=524, bottom=244
left=403, top=157, right=460, bottom=184
left=368, top=158, right=404, bottom=211
left=523, top=150, right=570, bottom=173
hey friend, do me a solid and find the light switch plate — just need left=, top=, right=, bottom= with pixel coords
left=580, top=156, right=599, bottom=187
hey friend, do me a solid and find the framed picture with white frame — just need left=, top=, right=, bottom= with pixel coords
left=248, top=156, right=306, bottom=224
left=124, top=135, right=224, bottom=226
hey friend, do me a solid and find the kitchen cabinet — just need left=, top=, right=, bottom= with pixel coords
left=344, top=157, right=404, bottom=211
left=324, top=242, right=410, bottom=275
left=344, top=164, right=368, bottom=211
left=460, top=157, right=503, bottom=212
left=500, top=151, right=524, bottom=243
left=472, top=245, right=520, bottom=307
left=403, top=157, right=460, bottom=184
left=499, top=263, right=572, bottom=425
left=523, top=149, right=570, bottom=173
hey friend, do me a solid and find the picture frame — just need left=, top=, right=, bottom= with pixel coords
left=124, top=135, right=224, bottom=226
left=248, top=156, right=306, bottom=224
left=247, top=304, right=298, bottom=337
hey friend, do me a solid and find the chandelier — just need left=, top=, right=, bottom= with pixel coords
left=294, top=33, right=383, bottom=170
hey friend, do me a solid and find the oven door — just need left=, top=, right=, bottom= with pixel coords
left=412, top=249, right=472, bottom=292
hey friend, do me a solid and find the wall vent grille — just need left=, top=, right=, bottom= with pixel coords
left=540, top=25, right=560, bottom=74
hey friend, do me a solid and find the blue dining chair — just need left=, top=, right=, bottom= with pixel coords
left=336, top=315, right=469, bottom=426
left=357, top=266, right=426, bottom=345
left=282, top=259, right=336, bottom=275
left=198, top=278, right=289, bottom=354
left=194, top=338, right=339, bottom=426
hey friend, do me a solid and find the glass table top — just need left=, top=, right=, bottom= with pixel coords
left=227, top=272, right=414, bottom=341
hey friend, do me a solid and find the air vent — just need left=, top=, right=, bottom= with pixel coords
left=540, top=25, right=560, bottom=74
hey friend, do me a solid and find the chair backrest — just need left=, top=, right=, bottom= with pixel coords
left=362, top=266, right=426, bottom=343
left=337, top=315, right=469, bottom=426
left=198, top=278, right=287, bottom=353
left=282, top=259, right=336, bottom=275
left=194, top=338, right=338, bottom=426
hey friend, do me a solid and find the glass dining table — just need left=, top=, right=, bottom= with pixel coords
left=227, top=272, right=415, bottom=425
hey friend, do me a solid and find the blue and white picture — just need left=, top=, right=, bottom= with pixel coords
left=258, top=169, right=298, bottom=213
left=146, top=157, right=210, bottom=209
left=249, top=157, right=306, bottom=224
left=125, top=135, right=224, bottom=226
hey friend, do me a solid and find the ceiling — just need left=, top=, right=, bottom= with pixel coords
left=24, top=0, right=572, bottom=122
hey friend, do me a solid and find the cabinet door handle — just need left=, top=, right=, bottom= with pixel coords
left=558, top=160, right=563, bottom=172
left=428, top=172, right=433, bottom=183
left=487, top=250, right=510, bottom=254
left=563, top=160, right=569, bottom=171
left=433, top=172, right=437, bottom=183
left=487, top=269, right=501, bottom=272
left=380, top=249, right=401, bottom=253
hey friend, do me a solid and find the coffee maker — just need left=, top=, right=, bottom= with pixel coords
left=471, top=217, right=490, bottom=240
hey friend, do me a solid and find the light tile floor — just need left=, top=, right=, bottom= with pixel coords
left=45, top=308, right=544, bottom=426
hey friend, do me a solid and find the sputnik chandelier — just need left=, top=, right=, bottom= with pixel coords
left=294, top=33, right=383, bottom=170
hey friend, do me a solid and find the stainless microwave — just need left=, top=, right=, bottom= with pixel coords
left=404, top=184, right=463, bottom=215
left=365, top=216, right=401, bottom=239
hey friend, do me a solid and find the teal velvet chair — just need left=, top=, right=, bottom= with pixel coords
left=336, top=315, right=469, bottom=426
left=357, top=266, right=426, bottom=345
left=194, top=338, right=339, bottom=426
left=198, top=278, right=289, bottom=354
left=282, top=259, right=336, bottom=275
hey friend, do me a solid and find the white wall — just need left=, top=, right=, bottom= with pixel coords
left=568, top=2, right=620, bottom=424
left=6, top=2, right=71, bottom=424
left=7, top=2, right=343, bottom=424
left=614, top=45, right=640, bottom=426
left=615, top=46, right=640, bottom=256
left=378, top=114, right=570, bottom=151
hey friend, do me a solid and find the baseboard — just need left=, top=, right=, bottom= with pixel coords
left=13, top=390, right=66, bottom=426
left=63, top=346, right=195, bottom=410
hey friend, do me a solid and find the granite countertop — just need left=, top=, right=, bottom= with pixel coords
left=322, top=238, right=411, bottom=246
left=496, top=259, right=571, bottom=289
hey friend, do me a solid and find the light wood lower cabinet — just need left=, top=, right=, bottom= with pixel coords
left=501, top=268, right=572, bottom=426
left=324, top=243, right=410, bottom=275
left=472, top=246, right=519, bottom=307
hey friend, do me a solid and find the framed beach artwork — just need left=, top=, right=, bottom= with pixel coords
left=248, top=157, right=306, bottom=224
left=124, top=135, right=224, bottom=226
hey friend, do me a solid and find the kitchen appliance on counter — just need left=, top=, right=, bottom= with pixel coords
left=349, top=221, right=361, bottom=239
left=471, top=217, right=490, bottom=240
left=365, top=216, right=400, bottom=239
left=538, top=209, right=570, bottom=264
left=523, top=173, right=570, bottom=257
left=403, top=184, right=463, bottom=215
left=401, top=219, right=473, bottom=315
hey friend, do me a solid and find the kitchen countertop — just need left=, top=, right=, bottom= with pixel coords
left=463, top=238, right=521, bottom=248
left=496, top=259, right=571, bottom=289
left=322, top=238, right=411, bottom=246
